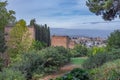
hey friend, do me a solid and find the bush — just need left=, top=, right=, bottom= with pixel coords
left=10, top=51, right=44, bottom=79
left=10, top=47, right=71, bottom=79
left=55, top=46, right=71, bottom=63
left=0, top=57, right=4, bottom=71
left=38, top=47, right=71, bottom=73
left=107, top=30, right=120, bottom=50
left=0, top=68, right=26, bottom=80
left=87, top=46, right=106, bottom=56
left=82, top=49, right=120, bottom=69
left=90, top=59, right=120, bottom=80
left=30, top=40, right=47, bottom=50
left=53, top=68, right=90, bottom=80
left=71, top=45, right=88, bottom=57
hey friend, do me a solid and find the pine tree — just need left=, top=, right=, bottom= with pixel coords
left=86, top=0, right=120, bottom=21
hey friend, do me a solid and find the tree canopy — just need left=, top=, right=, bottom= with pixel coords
left=30, top=19, right=51, bottom=46
left=8, top=19, right=32, bottom=59
left=0, top=31, right=6, bottom=53
left=86, top=0, right=120, bottom=21
left=0, top=1, right=15, bottom=54
left=107, top=30, right=120, bottom=50
left=0, top=1, right=16, bottom=31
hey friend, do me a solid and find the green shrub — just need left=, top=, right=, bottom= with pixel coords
left=83, top=48, right=120, bottom=69
left=53, top=68, right=90, bottom=80
left=71, top=45, right=88, bottom=57
left=10, top=51, right=44, bottom=79
left=107, top=30, right=120, bottom=50
left=10, top=47, right=71, bottom=79
left=0, top=68, right=26, bottom=80
left=30, top=40, right=47, bottom=50
left=55, top=46, right=71, bottom=63
left=0, top=57, right=4, bottom=71
left=90, top=59, right=120, bottom=80
left=87, top=46, right=106, bottom=56
left=38, top=47, right=71, bottom=73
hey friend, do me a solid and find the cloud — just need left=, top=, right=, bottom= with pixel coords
left=83, top=21, right=120, bottom=24
left=5, top=0, right=120, bottom=30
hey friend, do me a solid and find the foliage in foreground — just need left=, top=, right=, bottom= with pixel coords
left=0, top=68, right=26, bottom=80
left=70, top=45, right=88, bottom=57
left=90, top=59, right=120, bottom=80
left=52, top=68, right=90, bottom=80
left=37, top=46, right=71, bottom=73
left=0, top=31, right=6, bottom=53
left=10, top=47, right=71, bottom=80
left=82, top=49, right=120, bottom=69
left=0, top=57, right=4, bottom=71
left=30, top=40, right=47, bottom=50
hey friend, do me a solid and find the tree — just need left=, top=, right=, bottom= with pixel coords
left=47, top=27, right=51, bottom=46
left=86, top=0, right=120, bottom=21
left=0, top=31, right=6, bottom=68
left=71, top=44, right=88, bottom=57
left=0, top=31, right=6, bottom=53
left=8, top=19, right=32, bottom=59
left=29, top=18, right=36, bottom=26
left=0, top=1, right=15, bottom=66
left=29, top=19, right=51, bottom=46
left=0, top=1, right=16, bottom=31
left=0, top=1, right=15, bottom=54
left=107, top=30, right=120, bottom=50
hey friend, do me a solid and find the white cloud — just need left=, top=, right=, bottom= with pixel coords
left=5, top=0, right=120, bottom=30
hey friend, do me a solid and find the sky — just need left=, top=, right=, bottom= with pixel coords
left=2, top=0, right=120, bottom=30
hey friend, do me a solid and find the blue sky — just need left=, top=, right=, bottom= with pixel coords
left=3, top=0, right=120, bottom=30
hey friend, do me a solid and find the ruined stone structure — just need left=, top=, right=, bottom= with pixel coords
left=5, top=26, right=35, bottom=43
left=5, top=26, right=76, bottom=49
left=51, top=35, right=76, bottom=49
left=4, top=26, right=35, bottom=66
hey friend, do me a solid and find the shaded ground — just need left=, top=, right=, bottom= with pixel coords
left=39, top=57, right=87, bottom=80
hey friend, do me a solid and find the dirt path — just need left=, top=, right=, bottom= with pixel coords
left=39, top=64, right=80, bottom=80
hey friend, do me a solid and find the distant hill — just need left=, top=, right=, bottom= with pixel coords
left=50, top=28, right=114, bottom=38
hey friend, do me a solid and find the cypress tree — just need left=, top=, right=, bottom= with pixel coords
left=47, top=27, right=51, bottom=46
left=29, top=19, right=51, bottom=47
left=0, top=31, right=6, bottom=53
